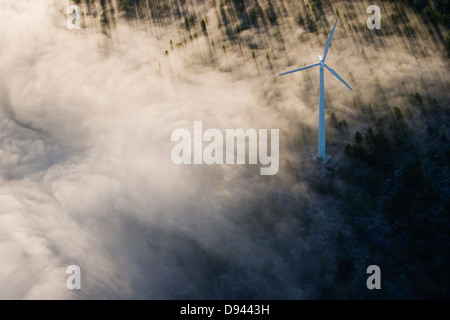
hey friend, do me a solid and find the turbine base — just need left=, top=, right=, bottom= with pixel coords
left=314, top=154, right=332, bottom=164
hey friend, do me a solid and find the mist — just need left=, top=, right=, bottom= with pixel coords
left=0, top=0, right=448, bottom=299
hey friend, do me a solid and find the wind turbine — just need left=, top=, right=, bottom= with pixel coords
left=275, top=18, right=352, bottom=162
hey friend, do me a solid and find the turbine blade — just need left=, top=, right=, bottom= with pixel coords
left=324, top=64, right=352, bottom=91
left=274, top=63, right=320, bottom=77
left=323, top=18, right=338, bottom=62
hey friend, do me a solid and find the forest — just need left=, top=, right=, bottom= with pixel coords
left=66, top=0, right=449, bottom=299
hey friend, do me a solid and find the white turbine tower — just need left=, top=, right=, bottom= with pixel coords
left=275, top=18, right=352, bottom=162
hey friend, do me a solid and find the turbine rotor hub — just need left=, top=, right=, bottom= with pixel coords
left=318, top=54, right=324, bottom=65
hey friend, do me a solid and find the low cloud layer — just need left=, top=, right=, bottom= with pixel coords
left=0, top=0, right=448, bottom=299
left=0, top=0, right=299, bottom=299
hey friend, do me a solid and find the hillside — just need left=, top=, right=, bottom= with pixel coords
left=0, top=0, right=448, bottom=299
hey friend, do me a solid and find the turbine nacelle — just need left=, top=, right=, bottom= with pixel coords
left=318, top=54, right=325, bottom=66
